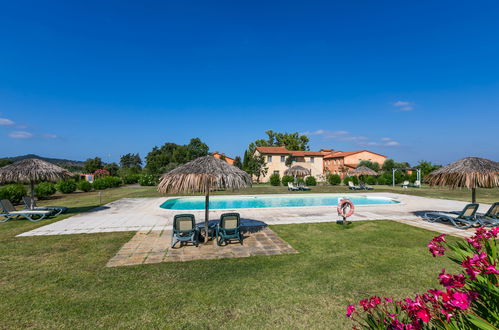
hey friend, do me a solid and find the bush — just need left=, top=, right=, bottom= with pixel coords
left=327, top=174, right=341, bottom=185
left=138, top=174, right=158, bottom=186
left=77, top=180, right=93, bottom=192
left=0, top=184, right=27, bottom=204
left=269, top=173, right=280, bottom=186
left=281, top=175, right=294, bottom=186
left=35, top=182, right=57, bottom=199
left=305, top=176, right=317, bottom=186
left=121, top=174, right=140, bottom=184
left=376, top=176, right=387, bottom=185
left=57, top=179, right=77, bottom=194
left=93, top=176, right=122, bottom=190
left=363, top=176, right=376, bottom=185
left=343, top=176, right=358, bottom=185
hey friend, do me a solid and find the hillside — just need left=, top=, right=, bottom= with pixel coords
left=2, top=154, right=84, bottom=169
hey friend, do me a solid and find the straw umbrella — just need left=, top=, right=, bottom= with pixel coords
left=0, top=158, right=73, bottom=208
left=157, top=156, right=252, bottom=241
left=350, top=166, right=378, bottom=184
left=425, top=157, right=499, bottom=203
left=284, top=165, right=311, bottom=184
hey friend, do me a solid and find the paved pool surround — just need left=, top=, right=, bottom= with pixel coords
left=17, top=193, right=490, bottom=238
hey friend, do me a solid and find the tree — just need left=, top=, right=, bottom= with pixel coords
left=84, top=157, right=103, bottom=173
left=414, top=160, right=442, bottom=179
left=233, top=156, right=242, bottom=169
left=243, top=154, right=268, bottom=183
left=247, top=130, right=310, bottom=153
left=144, top=138, right=209, bottom=175
left=0, top=159, right=12, bottom=168
left=285, top=155, right=293, bottom=167
left=381, top=159, right=409, bottom=172
left=120, top=153, right=142, bottom=169
left=104, top=162, right=120, bottom=177
left=358, top=160, right=380, bottom=172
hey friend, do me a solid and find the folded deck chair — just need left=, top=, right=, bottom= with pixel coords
left=348, top=181, right=361, bottom=190
left=0, top=199, right=53, bottom=222
left=287, top=182, right=299, bottom=191
left=359, top=182, right=373, bottom=190
left=171, top=214, right=199, bottom=248
left=424, top=203, right=480, bottom=229
left=401, top=180, right=409, bottom=189
left=476, top=202, right=499, bottom=227
left=216, top=213, right=242, bottom=246
left=22, top=196, right=67, bottom=216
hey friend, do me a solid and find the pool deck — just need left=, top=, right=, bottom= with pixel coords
left=17, top=193, right=491, bottom=238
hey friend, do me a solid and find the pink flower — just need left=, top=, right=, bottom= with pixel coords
left=433, top=234, right=446, bottom=242
left=346, top=304, right=356, bottom=317
left=416, top=308, right=431, bottom=322
left=438, top=269, right=465, bottom=288
left=428, top=241, right=445, bottom=257
left=448, top=291, right=471, bottom=310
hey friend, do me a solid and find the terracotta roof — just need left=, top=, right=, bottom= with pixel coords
left=255, top=146, right=324, bottom=157
left=255, top=146, right=290, bottom=154
left=212, top=152, right=235, bottom=165
left=323, top=150, right=386, bottom=159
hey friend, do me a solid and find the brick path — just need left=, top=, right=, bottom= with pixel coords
left=106, top=227, right=297, bottom=267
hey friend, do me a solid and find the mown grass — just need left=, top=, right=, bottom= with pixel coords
left=1, top=185, right=496, bottom=328
left=0, top=220, right=460, bottom=329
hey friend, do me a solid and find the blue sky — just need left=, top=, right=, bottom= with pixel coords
left=1, top=0, right=498, bottom=165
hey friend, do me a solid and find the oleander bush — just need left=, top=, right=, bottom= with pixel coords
left=138, top=174, right=158, bottom=186
left=269, top=173, right=281, bottom=186
left=57, top=179, right=77, bottom=194
left=363, top=176, right=376, bottom=185
left=281, top=175, right=294, bottom=186
left=35, top=182, right=57, bottom=199
left=346, top=227, right=499, bottom=329
left=77, top=180, right=93, bottom=192
left=305, top=176, right=317, bottom=186
left=0, top=184, right=27, bottom=204
left=327, top=174, right=342, bottom=185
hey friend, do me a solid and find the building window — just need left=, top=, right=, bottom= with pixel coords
left=310, top=157, right=314, bottom=163
left=281, top=155, right=285, bottom=162
left=267, top=155, right=272, bottom=162
left=273, top=170, right=279, bottom=175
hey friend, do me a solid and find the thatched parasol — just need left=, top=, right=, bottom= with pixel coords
left=284, top=165, right=311, bottom=177
left=425, top=157, right=499, bottom=203
left=157, top=156, right=252, bottom=241
left=349, top=166, right=378, bottom=177
left=0, top=158, right=73, bottom=207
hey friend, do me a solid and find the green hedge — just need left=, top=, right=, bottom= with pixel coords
left=269, top=173, right=280, bottom=186
left=57, top=179, right=77, bottom=194
left=93, top=176, right=122, bottom=190
left=305, top=176, right=317, bottom=186
left=327, top=174, right=341, bottom=185
left=121, top=174, right=141, bottom=184
left=35, top=182, right=57, bottom=199
left=77, top=180, right=93, bottom=192
left=343, top=176, right=358, bottom=185
left=0, top=184, right=27, bottom=204
left=138, top=174, right=158, bottom=186
left=281, top=175, right=294, bottom=186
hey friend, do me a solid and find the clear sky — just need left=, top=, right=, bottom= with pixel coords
left=1, top=0, right=498, bottom=165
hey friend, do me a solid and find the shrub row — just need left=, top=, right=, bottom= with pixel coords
left=0, top=184, right=27, bottom=204
left=269, top=174, right=317, bottom=186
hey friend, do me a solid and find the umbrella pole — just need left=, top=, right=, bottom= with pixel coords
left=471, top=188, right=476, bottom=204
left=205, top=186, right=210, bottom=244
left=30, top=182, right=35, bottom=209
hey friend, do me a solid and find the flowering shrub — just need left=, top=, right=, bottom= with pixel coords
left=346, top=227, right=498, bottom=329
left=94, top=169, right=110, bottom=179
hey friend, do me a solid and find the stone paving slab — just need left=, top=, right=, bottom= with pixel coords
left=106, top=227, right=297, bottom=267
left=17, top=193, right=492, bottom=237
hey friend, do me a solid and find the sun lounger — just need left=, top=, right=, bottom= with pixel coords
left=409, top=180, right=421, bottom=188
left=22, top=196, right=68, bottom=216
left=216, top=213, right=242, bottom=246
left=476, top=202, right=499, bottom=227
left=401, top=180, right=409, bottom=189
left=359, top=182, right=373, bottom=190
left=171, top=214, right=199, bottom=248
left=424, top=203, right=480, bottom=229
left=298, top=182, right=311, bottom=191
left=0, top=199, right=53, bottom=222
left=287, top=182, right=299, bottom=191
left=348, top=181, right=361, bottom=190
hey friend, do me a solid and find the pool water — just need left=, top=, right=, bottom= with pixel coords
left=160, top=194, right=399, bottom=210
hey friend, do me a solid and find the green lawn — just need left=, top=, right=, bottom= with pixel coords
left=1, top=185, right=496, bottom=328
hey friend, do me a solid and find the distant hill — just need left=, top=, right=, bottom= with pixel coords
left=3, top=154, right=84, bottom=170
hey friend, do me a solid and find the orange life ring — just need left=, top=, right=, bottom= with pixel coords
left=338, top=199, right=355, bottom=218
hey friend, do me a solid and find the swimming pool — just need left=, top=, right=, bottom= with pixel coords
left=160, top=194, right=399, bottom=210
